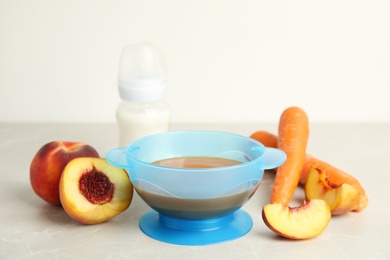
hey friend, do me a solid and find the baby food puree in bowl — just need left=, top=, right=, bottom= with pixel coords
left=106, top=130, right=286, bottom=245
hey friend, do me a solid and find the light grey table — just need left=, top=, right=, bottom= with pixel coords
left=1, top=123, right=389, bottom=259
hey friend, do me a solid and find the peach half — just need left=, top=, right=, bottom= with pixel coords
left=30, top=141, right=100, bottom=205
left=305, top=167, right=360, bottom=215
left=262, top=200, right=331, bottom=240
left=59, top=157, right=133, bottom=224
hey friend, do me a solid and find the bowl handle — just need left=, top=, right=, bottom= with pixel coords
left=261, top=148, right=286, bottom=170
left=105, top=147, right=128, bottom=169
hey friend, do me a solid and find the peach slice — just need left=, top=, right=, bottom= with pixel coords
left=30, top=141, right=100, bottom=205
left=262, top=200, right=331, bottom=239
left=59, top=157, right=133, bottom=224
left=305, top=167, right=360, bottom=215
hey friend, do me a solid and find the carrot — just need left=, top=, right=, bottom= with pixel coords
left=250, top=131, right=368, bottom=211
left=270, top=107, right=309, bottom=205
left=250, top=130, right=278, bottom=148
left=302, top=155, right=368, bottom=211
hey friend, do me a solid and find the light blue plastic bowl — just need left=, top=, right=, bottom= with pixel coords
left=106, top=130, right=286, bottom=246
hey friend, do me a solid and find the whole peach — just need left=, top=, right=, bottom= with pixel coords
left=30, top=141, right=99, bottom=205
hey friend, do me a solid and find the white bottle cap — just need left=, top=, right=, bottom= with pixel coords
left=118, top=43, right=167, bottom=102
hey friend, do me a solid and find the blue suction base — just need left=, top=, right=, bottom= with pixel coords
left=139, top=209, right=253, bottom=246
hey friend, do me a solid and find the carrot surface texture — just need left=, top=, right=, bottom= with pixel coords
left=250, top=131, right=368, bottom=211
left=250, top=131, right=278, bottom=148
left=270, top=107, right=309, bottom=205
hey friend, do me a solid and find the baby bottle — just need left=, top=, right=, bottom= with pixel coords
left=116, top=43, right=171, bottom=147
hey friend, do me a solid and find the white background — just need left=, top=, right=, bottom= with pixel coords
left=1, top=0, right=389, bottom=124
